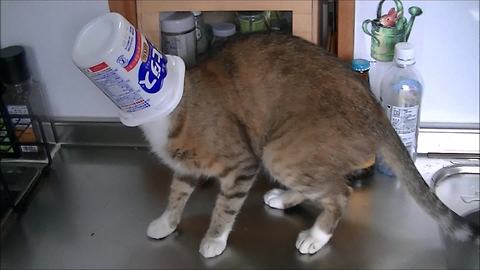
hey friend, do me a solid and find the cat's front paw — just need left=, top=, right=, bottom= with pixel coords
left=199, top=237, right=227, bottom=258
left=263, top=188, right=286, bottom=209
left=295, top=228, right=332, bottom=254
left=147, top=215, right=176, bottom=239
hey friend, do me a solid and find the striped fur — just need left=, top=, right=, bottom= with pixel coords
left=141, top=34, right=478, bottom=258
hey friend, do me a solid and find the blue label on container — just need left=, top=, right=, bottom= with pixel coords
left=138, top=41, right=168, bottom=94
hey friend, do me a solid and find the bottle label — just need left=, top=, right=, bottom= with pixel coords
left=21, top=145, right=39, bottom=153
left=386, top=105, right=419, bottom=157
left=84, top=62, right=151, bottom=113
left=82, top=27, right=168, bottom=113
left=83, top=26, right=167, bottom=113
left=7, top=105, right=29, bottom=115
left=121, top=26, right=142, bottom=72
left=162, top=35, right=188, bottom=60
left=162, top=35, right=179, bottom=56
left=161, top=32, right=195, bottom=67
left=5, top=105, right=39, bottom=153
left=137, top=40, right=168, bottom=94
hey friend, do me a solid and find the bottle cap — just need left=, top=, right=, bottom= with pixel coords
left=351, top=59, right=370, bottom=72
left=161, top=12, right=195, bottom=34
left=0, top=46, right=30, bottom=84
left=394, top=42, right=415, bottom=65
left=212, top=23, right=236, bottom=37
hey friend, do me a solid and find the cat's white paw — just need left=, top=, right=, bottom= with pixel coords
left=263, top=188, right=286, bottom=209
left=199, top=237, right=227, bottom=258
left=295, top=228, right=332, bottom=255
left=147, top=215, right=176, bottom=239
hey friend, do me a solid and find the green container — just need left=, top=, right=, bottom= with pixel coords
left=363, top=20, right=406, bottom=62
left=237, top=11, right=267, bottom=34
left=362, top=0, right=423, bottom=62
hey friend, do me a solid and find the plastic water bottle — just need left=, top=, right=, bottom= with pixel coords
left=376, top=42, right=423, bottom=176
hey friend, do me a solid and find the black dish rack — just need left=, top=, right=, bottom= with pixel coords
left=0, top=95, right=53, bottom=218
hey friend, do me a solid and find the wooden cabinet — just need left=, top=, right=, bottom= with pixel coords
left=109, top=0, right=354, bottom=60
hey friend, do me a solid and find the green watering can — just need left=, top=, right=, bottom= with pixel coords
left=362, top=0, right=423, bottom=61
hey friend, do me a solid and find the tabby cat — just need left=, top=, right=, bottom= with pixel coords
left=140, top=34, right=478, bottom=258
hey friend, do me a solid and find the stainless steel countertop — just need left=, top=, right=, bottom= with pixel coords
left=0, top=145, right=470, bottom=269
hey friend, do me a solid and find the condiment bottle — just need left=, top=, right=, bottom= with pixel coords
left=0, top=46, right=44, bottom=158
left=351, top=59, right=371, bottom=83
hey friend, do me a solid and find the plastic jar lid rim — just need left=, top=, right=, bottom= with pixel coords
left=212, top=22, right=236, bottom=37
left=161, top=12, right=195, bottom=33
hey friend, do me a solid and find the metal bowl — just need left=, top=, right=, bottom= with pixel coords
left=432, top=163, right=479, bottom=269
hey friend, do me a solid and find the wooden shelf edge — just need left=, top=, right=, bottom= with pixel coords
left=109, top=0, right=138, bottom=28
left=336, top=0, right=355, bottom=61
left=136, top=1, right=311, bottom=12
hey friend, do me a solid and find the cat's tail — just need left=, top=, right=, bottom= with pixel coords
left=378, top=123, right=479, bottom=244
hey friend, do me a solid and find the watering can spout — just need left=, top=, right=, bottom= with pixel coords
left=405, top=6, right=423, bottom=41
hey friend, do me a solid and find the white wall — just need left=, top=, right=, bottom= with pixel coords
left=1, top=0, right=117, bottom=120
left=355, top=0, right=480, bottom=126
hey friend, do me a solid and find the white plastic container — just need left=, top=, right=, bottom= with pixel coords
left=211, top=22, right=236, bottom=49
left=161, top=12, right=196, bottom=68
left=212, top=23, right=236, bottom=40
left=72, top=12, right=185, bottom=127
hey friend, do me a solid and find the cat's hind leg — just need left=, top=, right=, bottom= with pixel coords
left=263, top=146, right=351, bottom=254
left=147, top=174, right=197, bottom=239
left=295, top=191, right=349, bottom=254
